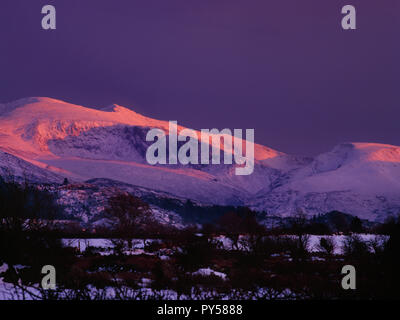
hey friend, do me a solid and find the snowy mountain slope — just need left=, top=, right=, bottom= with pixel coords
left=0, top=97, right=277, bottom=160
left=288, top=142, right=400, bottom=195
left=251, top=143, right=400, bottom=221
left=52, top=181, right=185, bottom=228
left=0, top=97, right=281, bottom=204
left=0, top=97, right=399, bottom=221
left=0, top=150, right=64, bottom=183
left=0, top=98, right=288, bottom=204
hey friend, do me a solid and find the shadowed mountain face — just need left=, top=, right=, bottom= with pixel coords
left=0, top=97, right=399, bottom=221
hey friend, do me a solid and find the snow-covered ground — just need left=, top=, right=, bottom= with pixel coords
left=214, top=234, right=388, bottom=255
left=62, top=234, right=389, bottom=256
left=0, top=233, right=389, bottom=300
left=0, top=259, right=290, bottom=300
left=61, top=238, right=163, bottom=255
left=0, top=283, right=295, bottom=300
left=307, top=234, right=388, bottom=255
left=192, top=268, right=227, bottom=280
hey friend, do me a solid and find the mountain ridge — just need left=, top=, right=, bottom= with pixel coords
left=0, top=97, right=399, bottom=222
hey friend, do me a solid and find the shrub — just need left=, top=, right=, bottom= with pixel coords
left=342, top=235, right=370, bottom=258
left=318, top=237, right=335, bottom=255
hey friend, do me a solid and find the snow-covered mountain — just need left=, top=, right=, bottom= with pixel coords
left=0, top=97, right=399, bottom=222
left=251, top=143, right=400, bottom=221
left=52, top=180, right=186, bottom=229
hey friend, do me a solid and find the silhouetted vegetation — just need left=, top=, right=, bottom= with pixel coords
left=1, top=179, right=400, bottom=300
left=0, top=178, right=75, bottom=289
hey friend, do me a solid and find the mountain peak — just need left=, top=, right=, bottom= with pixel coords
left=99, top=103, right=129, bottom=113
left=99, top=104, right=120, bottom=112
left=0, top=97, right=154, bottom=124
left=330, top=142, right=400, bottom=163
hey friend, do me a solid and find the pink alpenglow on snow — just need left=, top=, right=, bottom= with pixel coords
left=0, top=97, right=399, bottom=221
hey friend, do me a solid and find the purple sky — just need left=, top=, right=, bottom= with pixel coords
left=0, top=0, right=399, bottom=156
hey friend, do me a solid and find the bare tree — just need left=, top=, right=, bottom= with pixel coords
left=105, top=193, right=154, bottom=249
